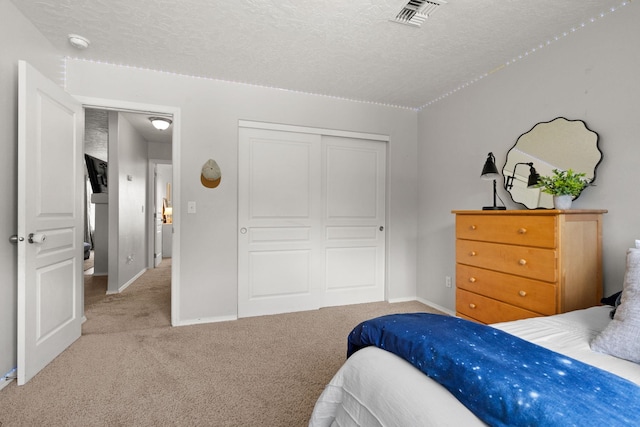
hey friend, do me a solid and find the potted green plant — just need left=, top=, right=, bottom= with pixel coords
left=535, top=169, right=590, bottom=209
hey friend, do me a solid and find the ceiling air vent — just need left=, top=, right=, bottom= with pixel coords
left=391, top=0, right=447, bottom=27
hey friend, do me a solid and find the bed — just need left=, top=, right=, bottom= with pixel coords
left=310, top=244, right=640, bottom=426
left=309, top=240, right=640, bottom=427
left=309, top=306, right=640, bottom=426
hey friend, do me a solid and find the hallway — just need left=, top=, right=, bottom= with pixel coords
left=83, top=259, right=171, bottom=335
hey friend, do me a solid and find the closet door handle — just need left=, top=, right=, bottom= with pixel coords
left=9, top=235, right=24, bottom=244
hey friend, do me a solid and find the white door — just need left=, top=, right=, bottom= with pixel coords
left=238, top=128, right=323, bottom=317
left=17, top=61, right=84, bottom=385
left=154, top=165, right=163, bottom=267
left=322, top=136, right=386, bottom=307
left=155, top=218, right=163, bottom=266
left=238, top=127, right=386, bottom=318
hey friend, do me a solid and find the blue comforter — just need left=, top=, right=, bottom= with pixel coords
left=348, top=313, right=640, bottom=427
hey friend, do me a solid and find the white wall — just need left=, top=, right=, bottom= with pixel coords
left=149, top=141, right=172, bottom=161
left=114, top=113, right=149, bottom=290
left=417, top=2, right=640, bottom=311
left=65, top=62, right=419, bottom=323
left=0, top=0, right=63, bottom=382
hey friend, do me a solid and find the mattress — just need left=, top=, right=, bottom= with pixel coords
left=308, top=306, right=640, bottom=427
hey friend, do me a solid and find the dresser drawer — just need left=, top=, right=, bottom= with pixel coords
left=456, top=239, right=557, bottom=282
left=456, top=264, right=557, bottom=315
left=456, top=214, right=556, bottom=248
left=456, top=289, right=541, bottom=324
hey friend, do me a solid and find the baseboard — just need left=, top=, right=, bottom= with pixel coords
left=172, top=300, right=453, bottom=327
left=0, top=377, right=14, bottom=391
left=415, top=297, right=455, bottom=316
left=173, top=314, right=238, bottom=327
left=0, top=368, right=17, bottom=391
left=106, top=268, right=148, bottom=294
left=387, top=296, right=418, bottom=304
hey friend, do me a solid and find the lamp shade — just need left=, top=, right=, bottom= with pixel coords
left=481, top=152, right=500, bottom=180
left=150, top=117, right=172, bottom=131
left=527, top=166, right=540, bottom=187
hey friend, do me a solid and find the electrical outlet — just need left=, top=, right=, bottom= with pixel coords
left=445, top=276, right=452, bottom=288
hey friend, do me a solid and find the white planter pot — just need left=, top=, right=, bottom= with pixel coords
left=553, top=195, right=573, bottom=210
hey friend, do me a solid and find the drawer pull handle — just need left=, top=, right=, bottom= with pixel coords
left=469, top=303, right=476, bottom=309
left=470, top=225, right=477, bottom=231
left=518, top=290, right=527, bottom=297
left=518, top=259, right=527, bottom=266
left=469, top=251, right=477, bottom=257
left=518, top=228, right=527, bottom=234
left=469, top=277, right=477, bottom=283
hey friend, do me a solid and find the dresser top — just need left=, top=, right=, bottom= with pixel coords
left=452, top=209, right=608, bottom=216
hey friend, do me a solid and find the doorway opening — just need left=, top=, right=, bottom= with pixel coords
left=82, top=107, right=174, bottom=326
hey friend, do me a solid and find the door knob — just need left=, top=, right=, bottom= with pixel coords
left=9, top=235, right=24, bottom=244
left=28, top=233, right=46, bottom=244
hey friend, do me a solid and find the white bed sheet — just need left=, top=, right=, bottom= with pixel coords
left=309, top=306, right=640, bottom=427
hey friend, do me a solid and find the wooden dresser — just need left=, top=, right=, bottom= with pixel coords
left=452, top=210, right=606, bottom=324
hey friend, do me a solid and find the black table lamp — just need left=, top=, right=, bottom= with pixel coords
left=480, top=152, right=506, bottom=210
left=505, top=162, right=540, bottom=190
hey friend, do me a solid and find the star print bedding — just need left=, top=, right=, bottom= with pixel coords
left=309, top=306, right=640, bottom=427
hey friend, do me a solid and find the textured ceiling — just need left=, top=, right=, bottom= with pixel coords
left=10, top=0, right=630, bottom=109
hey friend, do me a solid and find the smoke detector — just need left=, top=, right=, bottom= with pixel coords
left=391, top=0, right=447, bottom=27
left=68, top=34, right=90, bottom=49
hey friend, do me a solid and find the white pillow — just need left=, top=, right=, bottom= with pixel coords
left=591, top=247, right=640, bottom=363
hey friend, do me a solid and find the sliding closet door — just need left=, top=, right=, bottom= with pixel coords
left=321, top=136, right=386, bottom=307
left=238, top=125, right=386, bottom=318
left=238, top=128, right=323, bottom=317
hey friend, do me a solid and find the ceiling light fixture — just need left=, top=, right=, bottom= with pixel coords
left=149, top=117, right=172, bottom=131
left=68, top=34, right=90, bottom=50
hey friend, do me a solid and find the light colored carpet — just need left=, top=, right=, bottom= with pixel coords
left=0, top=260, right=444, bottom=426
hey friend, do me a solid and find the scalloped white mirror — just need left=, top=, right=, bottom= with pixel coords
left=503, top=117, right=602, bottom=209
